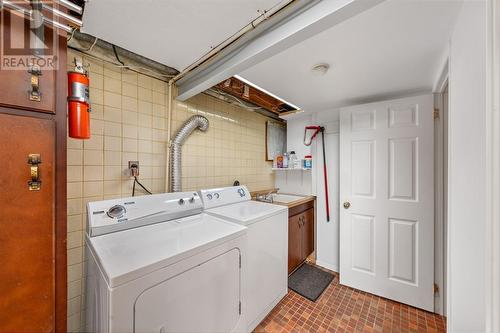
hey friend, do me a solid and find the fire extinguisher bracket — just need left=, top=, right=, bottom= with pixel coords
left=67, top=96, right=89, bottom=103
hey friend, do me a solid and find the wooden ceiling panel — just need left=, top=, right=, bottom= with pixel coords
left=215, top=77, right=297, bottom=114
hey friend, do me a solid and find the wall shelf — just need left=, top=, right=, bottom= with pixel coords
left=272, top=168, right=311, bottom=171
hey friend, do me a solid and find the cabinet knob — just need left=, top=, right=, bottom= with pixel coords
left=297, top=216, right=306, bottom=227
left=343, top=201, right=351, bottom=209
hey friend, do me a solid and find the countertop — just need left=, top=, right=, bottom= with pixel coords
left=272, top=194, right=316, bottom=208
left=250, top=189, right=315, bottom=208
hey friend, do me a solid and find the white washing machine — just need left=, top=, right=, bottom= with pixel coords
left=85, top=191, right=247, bottom=333
left=199, top=186, right=288, bottom=332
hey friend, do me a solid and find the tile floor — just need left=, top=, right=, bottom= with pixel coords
left=254, top=271, right=446, bottom=333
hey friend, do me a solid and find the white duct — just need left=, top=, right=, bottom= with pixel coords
left=169, top=115, right=209, bottom=192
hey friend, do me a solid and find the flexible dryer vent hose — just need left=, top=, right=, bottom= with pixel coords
left=169, top=115, right=209, bottom=192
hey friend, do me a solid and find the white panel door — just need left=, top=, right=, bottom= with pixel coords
left=339, top=95, right=434, bottom=311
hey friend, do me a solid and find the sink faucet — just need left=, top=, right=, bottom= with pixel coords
left=256, top=189, right=278, bottom=203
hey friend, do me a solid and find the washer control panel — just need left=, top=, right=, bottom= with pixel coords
left=199, top=185, right=250, bottom=209
left=87, top=192, right=202, bottom=237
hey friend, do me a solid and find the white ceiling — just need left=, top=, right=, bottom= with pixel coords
left=239, top=0, right=463, bottom=112
left=81, top=0, right=283, bottom=71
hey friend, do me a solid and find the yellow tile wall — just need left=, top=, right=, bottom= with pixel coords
left=66, top=50, right=274, bottom=332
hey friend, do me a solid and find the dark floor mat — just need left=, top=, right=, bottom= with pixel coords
left=288, top=263, right=334, bottom=302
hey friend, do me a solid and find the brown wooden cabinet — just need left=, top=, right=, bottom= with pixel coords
left=288, top=213, right=302, bottom=273
left=0, top=12, right=58, bottom=114
left=0, top=13, right=67, bottom=333
left=0, top=114, right=56, bottom=332
left=301, top=208, right=314, bottom=259
left=288, top=200, right=315, bottom=274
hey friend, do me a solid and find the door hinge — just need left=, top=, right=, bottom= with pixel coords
left=434, top=283, right=439, bottom=295
left=239, top=301, right=241, bottom=315
left=433, top=108, right=440, bottom=120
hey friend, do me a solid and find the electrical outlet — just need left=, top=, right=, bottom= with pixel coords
left=128, top=161, right=139, bottom=177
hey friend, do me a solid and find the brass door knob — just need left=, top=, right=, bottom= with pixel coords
left=343, top=201, right=351, bottom=209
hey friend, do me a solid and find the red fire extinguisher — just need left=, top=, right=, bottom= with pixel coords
left=67, top=59, right=91, bottom=139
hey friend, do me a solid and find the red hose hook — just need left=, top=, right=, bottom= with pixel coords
left=304, top=126, right=330, bottom=222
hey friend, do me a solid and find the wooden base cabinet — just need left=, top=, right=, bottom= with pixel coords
left=288, top=201, right=315, bottom=274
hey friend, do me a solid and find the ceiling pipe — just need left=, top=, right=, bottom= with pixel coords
left=30, top=0, right=44, bottom=53
left=42, top=2, right=83, bottom=27
left=56, top=0, right=82, bottom=15
left=68, top=31, right=179, bottom=78
left=2, top=0, right=77, bottom=33
left=168, top=0, right=297, bottom=86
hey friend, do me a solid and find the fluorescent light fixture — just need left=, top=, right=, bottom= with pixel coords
left=234, top=75, right=301, bottom=110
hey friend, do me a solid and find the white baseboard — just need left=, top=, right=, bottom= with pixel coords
left=316, top=260, right=338, bottom=273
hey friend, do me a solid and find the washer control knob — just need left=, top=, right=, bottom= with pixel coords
left=178, top=198, right=185, bottom=205
left=214, top=193, right=220, bottom=199
left=107, top=205, right=126, bottom=219
left=189, top=197, right=195, bottom=203
left=207, top=193, right=213, bottom=200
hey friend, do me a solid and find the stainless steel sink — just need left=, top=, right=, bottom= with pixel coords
left=271, top=193, right=306, bottom=204
left=255, top=193, right=306, bottom=204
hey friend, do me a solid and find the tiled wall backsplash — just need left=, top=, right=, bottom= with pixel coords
left=66, top=49, right=274, bottom=331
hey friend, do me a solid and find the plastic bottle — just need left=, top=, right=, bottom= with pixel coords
left=283, top=153, right=289, bottom=169
left=289, top=151, right=298, bottom=169
left=276, top=155, right=284, bottom=168
left=304, top=155, right=312, bottom=169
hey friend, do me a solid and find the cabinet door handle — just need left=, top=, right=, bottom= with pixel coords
left=28, top=153, right=42, bottom=191
left=298, top=216, right=303, bottom=228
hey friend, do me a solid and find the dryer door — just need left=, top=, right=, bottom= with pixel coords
left=134, top=248, right=241, bottom=333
